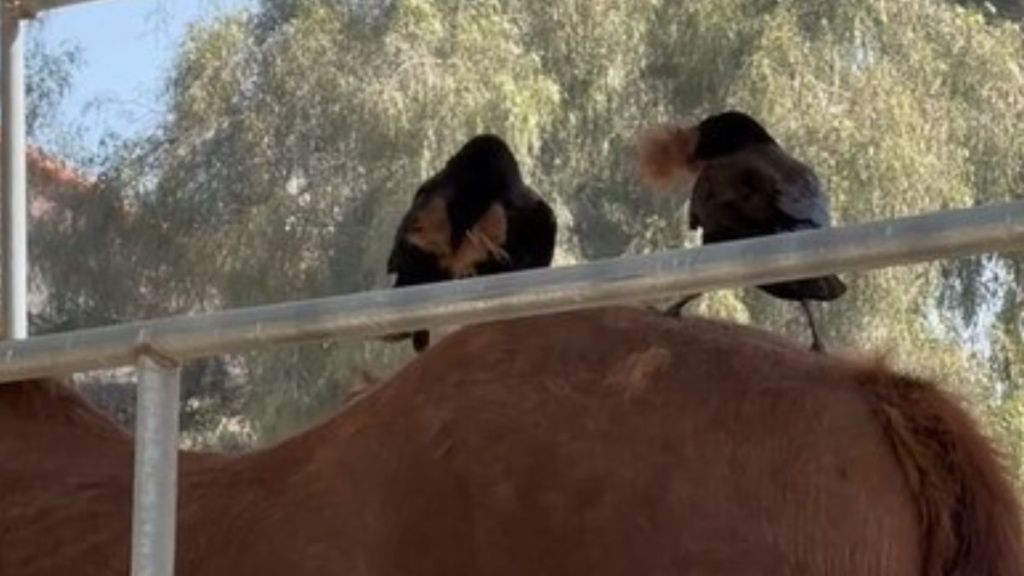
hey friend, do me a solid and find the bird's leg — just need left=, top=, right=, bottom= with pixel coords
left=664, top=293, right=702, bottom=318
left=799, top=300, right=826, bottom=354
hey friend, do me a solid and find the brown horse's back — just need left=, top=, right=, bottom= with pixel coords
left=0, top=381, right=133, bottom=574
left=1, top=307, right=1020, bottom=575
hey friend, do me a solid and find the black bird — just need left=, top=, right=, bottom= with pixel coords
left=637, top=110, right=846, bottom=352
left=383, top=134, right=558, bottom=352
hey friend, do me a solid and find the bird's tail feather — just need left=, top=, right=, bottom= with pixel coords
left=760, top=275, right=847, bottom=302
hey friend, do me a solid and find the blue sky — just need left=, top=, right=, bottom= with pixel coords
left=32, top=0, right=254, bottom=149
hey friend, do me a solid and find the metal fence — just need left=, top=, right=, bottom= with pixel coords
left=2, top=2, right=1024, bottom=576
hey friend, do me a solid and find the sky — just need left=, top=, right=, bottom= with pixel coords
left=32, top=0, right=255, bottom=149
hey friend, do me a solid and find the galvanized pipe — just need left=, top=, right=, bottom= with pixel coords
left=130, top=354, right=181, bottom=576
left=1, top=4, right=28, bottom=340
left=0, top=200, right=1022, bottom=383
left=23, top=0, right=109, bottom=15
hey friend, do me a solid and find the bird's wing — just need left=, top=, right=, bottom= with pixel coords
left=386, top=230, right=405, bottom=274
left=507, top=191, right=557, bottom=269
left=773, top=168, right=831, bottom=230
left=386, top=249, right=399, bottom=275
left=688, top=147, right=833, bottom=241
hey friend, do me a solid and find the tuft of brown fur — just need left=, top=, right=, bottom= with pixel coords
left=444, top=202, right=509, bottom=278
left=636, top=123, right=697, bottom=192
left=853, top=360, right=1024, bottom=576
left=406, top=195, right=452, bottom=258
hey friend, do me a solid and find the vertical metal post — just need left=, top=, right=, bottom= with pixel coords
left=1, top=1, right=28, bottom=340
left=131, top=354, right=181, bottom=576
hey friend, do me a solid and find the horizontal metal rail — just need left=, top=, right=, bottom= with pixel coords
left=19, top=0, right=109, bottom=16
left=1, top=200, right=1022, bottom=383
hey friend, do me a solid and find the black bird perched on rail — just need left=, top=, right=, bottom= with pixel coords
left=637, top=110, right=846, bottom=352
left=382, top=134, right=558, bottom=352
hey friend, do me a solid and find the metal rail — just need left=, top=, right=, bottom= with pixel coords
left=20, top=0, right=109, bottom=16
left=2, top=199, right=1023, bottom=383
left=2, top=2, right=27, bottom=340
left=130, top=354, right=181, bottom=576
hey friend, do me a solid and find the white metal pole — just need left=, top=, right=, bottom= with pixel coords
left=130, top=353, right=181, bottom=576
left=1, top=2, right=28, bottom=340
